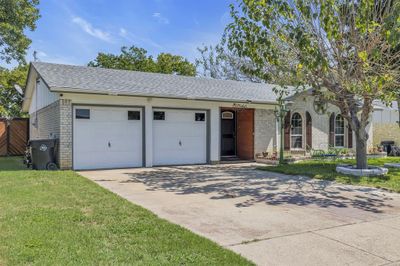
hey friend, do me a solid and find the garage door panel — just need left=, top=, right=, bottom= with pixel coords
left=73, top=106, right=143, bottom=170
left=165, top=111, right=194, bottom=122
left=75, top=151, right=141, bottom=169
left=74, top=123, right=141, bottom=152
left=153, top=109, right=207, bottom=166
left=153, top=122, right=206, bottom=135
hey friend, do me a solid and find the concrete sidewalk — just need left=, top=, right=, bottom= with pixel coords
left=79, top=164, right=400, bottom=266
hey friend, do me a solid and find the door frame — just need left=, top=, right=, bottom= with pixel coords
left=151, top=106, right=211, bottom=165
left=220, top=109, right=237, bottom=158
left=72, top=104, right=146, bottom=170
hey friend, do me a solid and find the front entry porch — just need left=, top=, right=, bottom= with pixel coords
left=220, top=108, right=255, bottom=161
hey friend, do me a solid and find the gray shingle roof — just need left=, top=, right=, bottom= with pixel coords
left=32, top=62, right=284, bottom=104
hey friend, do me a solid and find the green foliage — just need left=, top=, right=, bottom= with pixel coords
left=196, top=44, right=262, bottom=81
left=0, top=157, right=252, bottom=265
left=226, top=0, right=400, bottom=169
left=259, top=157, right=400, bottom=193
left=311, top=147, right=349, bottom=159
left=226, top=0, right=400, bottom=100
left=88, top=45, right=196, bottom=76
left=0, top=0, right=40, bottom=64
left=0, top=64, right=28, bottom=118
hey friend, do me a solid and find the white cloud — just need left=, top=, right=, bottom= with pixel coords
left=119, top=28, right=128, bottom=38
left=152, top=12, right=170, bottom=24
left=118, top=27, right=162, bottom=49
left=36, top=51, right=47, bottom=58
left=72, top=16, right=112, bottom=42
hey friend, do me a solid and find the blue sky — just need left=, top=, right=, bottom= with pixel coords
left=24, top=0, right=233, bottom=66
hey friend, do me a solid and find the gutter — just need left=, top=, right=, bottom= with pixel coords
left=50, top=87, right=280, bottom=106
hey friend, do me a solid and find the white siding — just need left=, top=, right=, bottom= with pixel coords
left=28, top=78, right=59, bottom=114
left=62, top=93, right=276, bottom=166
left=373, top=109, right=399, bottom=124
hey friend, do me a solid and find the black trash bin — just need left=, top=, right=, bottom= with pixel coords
left=381, top=141, right=395, bottom=156
left=29, top=139, right=58, bottom=170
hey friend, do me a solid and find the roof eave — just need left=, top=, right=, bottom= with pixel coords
left=50, top=87, right=279, bottom=106
left=21, top=63, right=37, bottom=112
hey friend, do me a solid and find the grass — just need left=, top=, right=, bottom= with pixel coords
left=0, top=157, right=252, bottom=266
left=259, top=157, right=400, bottom=193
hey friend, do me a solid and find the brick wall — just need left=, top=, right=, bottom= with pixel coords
left=373, top=123, right=400, bottom=147
left=59, top=99, right=73, bottom=169
left=29, top=99, right=73, bottom=169
left=30, top=101, right=60, bottom=140
left=254, top=109, right=277, bottom=154
left=289, top=95, right=374, bottom=151
left=237, top=109, right=254, bottom=159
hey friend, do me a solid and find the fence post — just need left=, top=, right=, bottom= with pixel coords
left=6, top=120, right=10, bottom=156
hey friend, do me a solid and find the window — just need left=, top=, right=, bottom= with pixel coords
left=153, top=111, right=165, bottom=120
left=221, top=111, right=234, bottom=119
left=291, top=112, right=303, bottom=149
left=128, top=111, right=140, bottom=120
left=335, top=114, right=345, bottom=147
left=195, top=113, right=205, bottom=121
left=76, top=109, right=90, bottom=119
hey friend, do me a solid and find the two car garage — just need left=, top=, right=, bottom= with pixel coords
left=73, top=106, right=208, bottom=170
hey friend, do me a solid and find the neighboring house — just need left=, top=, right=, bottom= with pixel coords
left=372, top=100, right=400, bottom=147
left=22, top=62, right=394, bottom=170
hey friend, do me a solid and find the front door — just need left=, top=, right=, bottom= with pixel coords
left=221, top=110, right=236, bottom=156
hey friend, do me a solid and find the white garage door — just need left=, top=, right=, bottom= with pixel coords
left=73, top=106, right=143, bottom=170
left=153, top=109, right=207, bottom=166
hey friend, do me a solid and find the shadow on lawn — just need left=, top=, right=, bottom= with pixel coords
left=122, top=165, right=394, bottom=213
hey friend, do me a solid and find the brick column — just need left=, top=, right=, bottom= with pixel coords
left=59, top=99, right=73, bottom=169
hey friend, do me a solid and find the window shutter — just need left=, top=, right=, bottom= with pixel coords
left=329, top=113, right=335, bottom=147
left=348, top=124, right=353, bottom=148
left=284, top=111, right=291, bottom=150
left=306, top=111, right=312, bottom=149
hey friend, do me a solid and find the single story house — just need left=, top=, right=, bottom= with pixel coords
left=23, top=62, right=390, bottom=170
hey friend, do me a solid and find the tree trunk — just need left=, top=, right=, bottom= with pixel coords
left=355, top=129, right=368, bottom=169
left=397, top=96, right=400, bottom=128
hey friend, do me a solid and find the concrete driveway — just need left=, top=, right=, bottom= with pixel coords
left=79, top=164, right=400, bottom=266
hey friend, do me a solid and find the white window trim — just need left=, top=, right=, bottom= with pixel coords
left=334, top=114, right=345, bottom=148
left=290, top=112, right=304, bottom=150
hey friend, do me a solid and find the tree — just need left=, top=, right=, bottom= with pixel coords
left=156, top=53, right=196, bottom=76
left=196, top=44, right=261, bottom=82
left=0, top=0, right=40, bottom=65
left=88, top=45, right=196, bottom=76
left=0, top=65, right=28, bottom=118
left=226, top=0, right=400, bottom=169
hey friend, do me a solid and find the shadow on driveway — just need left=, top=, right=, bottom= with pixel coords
left=120, top=165, right=394, bottom=213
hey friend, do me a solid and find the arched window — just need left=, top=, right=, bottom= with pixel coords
left=335, top=114, right=345, bottom=147
left=291, top=112, right=303, bottom=149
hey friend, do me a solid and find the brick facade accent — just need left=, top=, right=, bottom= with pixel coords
left=254, top=109, right=277, bottom=154
left=289, top=95, right=373, bottom=151
left=59, top=99, right=73, bottom=169
left=30, top=101, right=60, bottom=140
left=30, top=99, right=73, bottom=169
left=373, top=123, right=400, bottom=147
left=237, top=109, right=254, bottom=159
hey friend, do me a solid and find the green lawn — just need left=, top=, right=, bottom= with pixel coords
left=259, top=157, right=400, bottom=193
left=0, top=157, right=252, bottom=265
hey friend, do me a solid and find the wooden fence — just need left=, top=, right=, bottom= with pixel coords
left=0, top=118, right=29, bottom=156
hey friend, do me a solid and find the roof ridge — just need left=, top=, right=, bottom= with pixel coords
left=29, top=61, right=298, bottom=105
left=32, top=61, right=274, bottom=87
